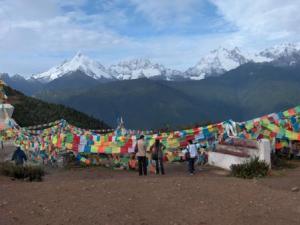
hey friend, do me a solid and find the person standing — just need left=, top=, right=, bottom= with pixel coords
left=150, top=138, right=166, bottom=175
left=11, top=146, right=27, bottom=166
left=136, top=135, right=147, bottom=176
left=184, top=140, right=198, bottom=175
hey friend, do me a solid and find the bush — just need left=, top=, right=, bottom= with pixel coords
left=0, top=162, right=45, bottom=181
left=230, top=157, right=270, bottom=179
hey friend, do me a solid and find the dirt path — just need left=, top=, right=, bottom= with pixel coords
left=1, top=163, right=300, bottom=225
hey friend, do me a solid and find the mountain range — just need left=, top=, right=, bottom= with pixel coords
left=3, top=42, right=299, bottom=85
left=34, top=62, right=300, bottom=129
left=1, top=42, right=300, bottom=129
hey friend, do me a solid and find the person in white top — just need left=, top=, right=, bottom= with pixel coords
left=184, top=140, right=198, bottom=175
left=135, top=135, right=147, bottom=176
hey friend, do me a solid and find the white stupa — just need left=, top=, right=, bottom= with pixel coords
left=0, top=80, right=15, bottom=130
left=116, top=117, right=127, bottom=135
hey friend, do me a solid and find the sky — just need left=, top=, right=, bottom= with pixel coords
left=0, top=0, right=300, bottom=76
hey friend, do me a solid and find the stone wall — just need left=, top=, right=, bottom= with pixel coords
left=208, top=138, right=271, bottom=170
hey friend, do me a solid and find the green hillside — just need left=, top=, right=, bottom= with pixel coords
left=38, top=78, right=212, bottom=129
left=4, top=86, right=110, bottom=129
left=169, top=63, right=300, bottom=120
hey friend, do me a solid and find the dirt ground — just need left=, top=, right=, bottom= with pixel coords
left=1, top=158, right=300, bottom=225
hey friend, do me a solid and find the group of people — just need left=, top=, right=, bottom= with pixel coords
left=135, top=135, right=203, bottom=176
left=135, top=135, right=165, bottom=176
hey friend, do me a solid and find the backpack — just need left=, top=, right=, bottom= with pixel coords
left=151, top=144, right=160, bottom=160
left=185, top=145, right=191, bottom=160
left=134, top=144, right=138, bottom=153
left=151, top=147, right=158, bottom=160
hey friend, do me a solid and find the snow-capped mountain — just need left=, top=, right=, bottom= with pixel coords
left=183, top=44, right=300, bottom=80
left=184, top=47, right=250, bottom=80
left=259, top=43, right=300, bottom=59
left=258, top=43, right=300, bottom=66
left=108, top=58, right=183, bottom=81
left=27, top=42, right=300, bottom=83
left=32, top=52, right=114, bottom=83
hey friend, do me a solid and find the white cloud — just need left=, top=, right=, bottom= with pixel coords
left=0, top=0, right=129, bottom=75
left=129, top=0, right=203, bottom=29
left=1, top=0, right=300, bottom=76
left=210, top=0, right=300, bottom=42
left=0, top=0, right=126, bottom=51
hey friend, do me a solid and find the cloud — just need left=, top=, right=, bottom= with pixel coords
left=0, top=0, right=131, bottom=75
left=128, top=0, right=205, bottom=29
left=210, top=0, right=300, bottom=42
left=0, top=0, right=127, bottom=51
left=1, top=0, right=300, bottom=76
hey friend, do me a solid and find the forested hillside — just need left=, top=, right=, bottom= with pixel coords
left=4, top=86, right=110, bottom=129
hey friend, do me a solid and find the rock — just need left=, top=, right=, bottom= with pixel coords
left=291, top=186, right=299, bottom=192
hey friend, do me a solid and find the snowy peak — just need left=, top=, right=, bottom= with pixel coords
left=28, top=42, right=300, bottom=83
left=32, top=52, right=113, bottom=83
left=117, top=58, right=156, bottom=68
left=185, top=47, right=249, bottom=80
left=109, top=58, right=182, bottom=80
left=259, top=43, right=300, bottom=59
left=258, top=43, right=300, bottom=66
left=209, top=47, right=248, bottom=70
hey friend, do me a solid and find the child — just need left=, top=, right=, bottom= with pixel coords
left=128, top=153, right=137, bottom=170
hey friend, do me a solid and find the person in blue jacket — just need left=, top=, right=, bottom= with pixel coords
left=11, top=146, right=27, bottom=166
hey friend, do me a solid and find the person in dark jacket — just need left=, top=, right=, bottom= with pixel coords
left=150, top=138, right=166, bottom=175
left=11, top=146, right=27, bottom=166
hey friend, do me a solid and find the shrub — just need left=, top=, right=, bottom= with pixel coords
left=230, top=157, right=269, bottom=179
left=0, top=162, right=45, bottom=181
